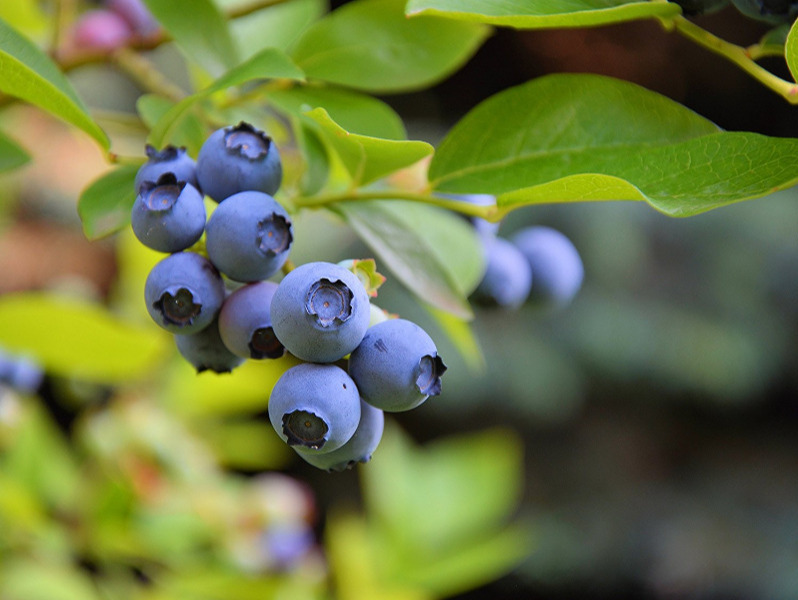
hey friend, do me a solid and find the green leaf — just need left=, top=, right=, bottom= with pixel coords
left=77, top=165, right=139, bottom=240
left=292, top=116, right=330, bottom=195
left=230, top=0, right=327, bottom=59
left=305, top=108, right=432, bottom=185
left=290, top=0, right=490, bottom=93
left=0, top=17, right=108, bottom=149
left=148, top=47, right=305, bottom=149
left=786, top=18, right=798, bottom=82
left=1, top=560, right=102, bottom=600
left=405, top=0, right=681, bottom=27
left=0, top=128, right=30, bottom=172
left=137, top=94, right=206, bottom=155
left=430, top=74, right=798, bottom=217
left=422, top=303, right=485, bottom=371
left=0, top=292, right=169, bottom=384
left=335, top=200, right=484, bottom=319
left=270, top=85, right=407, bottom=139
left=141, top=0, right=239, bottom=75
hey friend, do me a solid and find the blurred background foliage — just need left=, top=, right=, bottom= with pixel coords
left=1, top=1, right=798, bottom=599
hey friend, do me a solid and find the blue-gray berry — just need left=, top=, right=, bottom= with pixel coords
left=271, top=262, right=370, bottom=363
left=472, top=236, right=532, bottom=309
left=218, top=281, right=285, bottom=359
left=175, top=317, right=245, bottom=374
left=134, top=145, right=198, bottom=195
left=348, top=318, right=446, bottom=412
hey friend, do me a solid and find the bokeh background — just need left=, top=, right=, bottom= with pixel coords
left=2, top=1, right=798, bottom=598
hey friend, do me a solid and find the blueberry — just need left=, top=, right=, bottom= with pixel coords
left=144, top=252, right=225, bottom=334
left=437, top=192, right=500, bottom=239
left=731, top=0, right=798, bottom=22
left=131, top=173, right=206, bottom=253
left=271, top=262, right=371, bottom=363
left=107, top=0, right=159, bottom=36
left=295, top=399, right=384, bottom=472
left=268, top=363, right=361, bottom=452
left=134, top=145, right=199, bottom=195
left=175, top=317, right=245, bottom=374
left=71, top=9, right=132, bottom=52
left=196, top=122, right=283, bottom=202
left=0, top=350, right=43, bottom=395
left=471, top=236, right=532, bottom=310
left=218, top=281, right=285, bottom=359
left=511, top=225, right=584, bottom=308
left=205, top=191, right=293, bottom=282
left=348, top=318, right=446, bottom=412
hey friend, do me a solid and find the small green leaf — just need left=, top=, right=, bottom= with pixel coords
left=77, top=165, right=139, bottom=240
left=141, top=0, right=239, bottom=75
left=305, top=108, right=432, bottom=185
left=230, top=0, right=326, bottom=59
left=405, top=0, right=681, bottom=27
left=0, top=17, right=109, bottom=149
left=148, top=47, right=305, bottom=149
left=136, top=94, right=206, bottom=155
left=336, top=200, right=484, bottom=319
left=290, top=0, right=490, bottom=93
left=431, top=74, right=798, bottom=217
left=0, top=292, right=169, bottom=383
left=0, top=128, right=30, bottom=172
left=270, top=85, right=407, bottom=139
left=786, top=18, right=798, bottom=82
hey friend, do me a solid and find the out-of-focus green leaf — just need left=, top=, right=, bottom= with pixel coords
left=305, top=108, right=431, bottom=185
left=270, top=85, right=406, bottom=139
left=0, top=0, right=48, bottom=38
left=430, top=74, right=798, bottom=217
left=1, top=560, right=103, bottom=600
left=137, top=94, right=206, bottom=156
left=231, top=0, right=326, bottom=59
left=141, top=0, right=239, bottom=75
left=422, top=303, right=485, bottom=371
left=0, top=17, right=109, bottom=149
left=786, top=19, right=798, bottom=82
left=2, top=401, right=80, bottom=509
left=405, top=0, right=681, bottom=28
left=147, top=47, right=305, bottom=149
left=77, top=165, right=139, bottom=240
left=0, top=292, right=169, bottom=384
left=290, top=0, right=490, bottom=93
left=336, top=200, right=483, bottom=319
left=0, top=129, right=30, bottom=172
left=201, top=420, right=293, bottom=470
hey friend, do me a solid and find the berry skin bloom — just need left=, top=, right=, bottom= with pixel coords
left=134, top=145, right=199, bottom=195
left=218, top=281, right=285, bottom=359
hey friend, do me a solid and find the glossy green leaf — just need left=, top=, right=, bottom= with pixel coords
left=148, top=47, right=305, bottom=149
left=290, top=0, right=490, bottom=93
left=786, top=18, right=798, bottom=82
left=405, top=0, right=681, bottom=27
left=137, top=94, right=207, bottom=156
left=431, top=74, right=798, bottom=217
left=292, top=116, right=330, bottom=195
left=270, top=85, right=406, bottom=139
left=231, top=0, right=327, bottom=59
left=336, top=200, right=484, bottom=319
left=77, top=165, right=139, bottom=240
left=141, top=0, right=239, bottom=75
left=0, top=17, right=108, bottom=149
left=0, top=129, right=30, bottom=172
left=0, top=292, right=169, bottom=383
left=305, top=108, right=432, bottom=185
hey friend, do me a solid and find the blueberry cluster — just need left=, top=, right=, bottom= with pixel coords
left=452, top=196, right=584, bottom=311
left=132, top=122, right=446, bottom=471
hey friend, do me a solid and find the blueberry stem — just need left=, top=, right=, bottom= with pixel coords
left=111, top=47, right=186, bottom=103
left=662, top=15, right=798, bottom=104
left=293, top=190, right=502, bottom=222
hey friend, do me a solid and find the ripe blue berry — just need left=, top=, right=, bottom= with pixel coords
left=144, top=252, right=225, bottom=334
left=348, top=318, right=446, bottom=412
left=175, top=317, right=245, bottom=374
left=196, top=122, right=283, bottom=202
left=205, top=191, right=293, bottom=282
left=472, top=236, right=532, bottom=309
left=131, top=173, right=205, bottom=253
left=268, top=363, right=361, bottom=452
left=72, top=9, right=132, bottom=52
left=134, top=145, right=199, bottom=195
left=295, top=399, right=384, bottom=472
left=271, top=262, right=370, bottom=363
left=218, top=281, right=285, bottom=359
left=511, top=226, right=584, bottom=308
